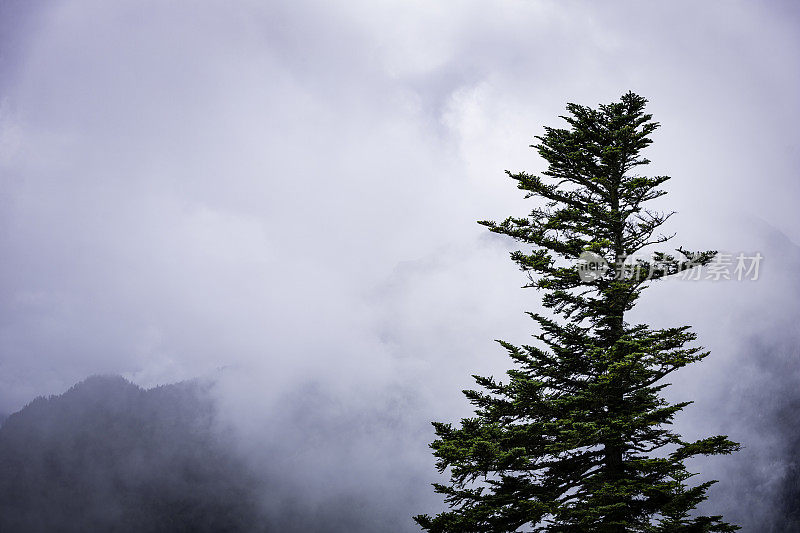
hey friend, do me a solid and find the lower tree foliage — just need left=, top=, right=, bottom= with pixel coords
left=415, top=93, right=739, bottom=532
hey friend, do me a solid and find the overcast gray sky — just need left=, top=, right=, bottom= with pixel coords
left=1, top=1, right=799, bottom=529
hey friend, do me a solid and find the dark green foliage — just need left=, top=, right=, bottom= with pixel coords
left=415, top=93, right=739, bottom=532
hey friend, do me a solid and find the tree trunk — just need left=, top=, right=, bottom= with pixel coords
left=602, top=185, right=627, bottom=532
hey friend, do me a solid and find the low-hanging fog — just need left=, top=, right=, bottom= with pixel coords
left=1, top=1, right=798, bottom=530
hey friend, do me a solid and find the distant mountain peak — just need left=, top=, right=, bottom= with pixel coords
left=0, top=374, right=263, bottom=532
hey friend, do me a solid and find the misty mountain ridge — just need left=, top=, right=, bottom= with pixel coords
left=0, top=374, right=434, bottom=533
left=0, top=375, right=264, bottom=533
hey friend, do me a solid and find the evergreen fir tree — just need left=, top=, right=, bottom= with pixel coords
left=415, top=92, right=739, bottom=532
